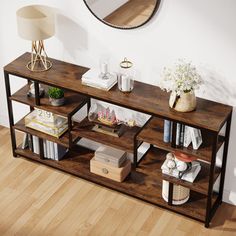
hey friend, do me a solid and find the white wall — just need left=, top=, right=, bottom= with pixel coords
left=0, top=0, right=236, bottom=205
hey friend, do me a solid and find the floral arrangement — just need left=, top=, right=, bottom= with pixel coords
left=160, top=59, right=203, bottom=95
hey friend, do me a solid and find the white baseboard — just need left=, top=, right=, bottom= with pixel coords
left=223, top=189, right=236, bottom=205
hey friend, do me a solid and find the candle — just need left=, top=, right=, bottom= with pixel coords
left=101, top=62, right=108, bottom=74
left=121, top=74, right=130, bottom=92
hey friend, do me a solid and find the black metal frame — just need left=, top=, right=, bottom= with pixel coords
left=83, top=0, right=161, bottom=30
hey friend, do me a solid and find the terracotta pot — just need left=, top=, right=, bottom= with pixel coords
left=169, top=91, right=196, bottom=112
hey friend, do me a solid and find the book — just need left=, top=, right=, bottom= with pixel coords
left=180, top=124, right=185, bottom=147
left=32, top=136, right=40, bottom=154
left=25, top=110, right=68, bottom=138
left=22, top=133, right=29, bottom=149
left=163, top=120, right=171, bottom=143
left=189, top=127, right=202, bottom=150
left=49, top=141, right=55, bottom=160
left=176, top=123, right=181, bottom=146
left=183, top=126, right=192, bottom=148
left=161, top=160, right=201, bottom=183
left=82, top=69, right=117, bottom=91
left=54, top=143, right=67, bottom=161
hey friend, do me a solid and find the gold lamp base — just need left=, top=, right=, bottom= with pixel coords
left=27, top=40, right=52, bottom=72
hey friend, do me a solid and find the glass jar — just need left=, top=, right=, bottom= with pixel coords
left=118, top=58, right=134, bottom=92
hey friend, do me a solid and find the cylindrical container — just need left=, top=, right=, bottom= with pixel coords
left=118, top=58, right=134, bottom=92
left=162, top=180, right=190, bottom=205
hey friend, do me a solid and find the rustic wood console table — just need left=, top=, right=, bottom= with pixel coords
left=4, top=53, right=232, bottom=227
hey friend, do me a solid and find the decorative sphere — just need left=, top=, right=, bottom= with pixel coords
left=166, top=160, right=176, bottom=169
left=176, top=161, right=188, bottom=171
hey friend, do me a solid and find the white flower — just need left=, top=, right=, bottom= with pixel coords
left=160, top=59, right=203, bottom=95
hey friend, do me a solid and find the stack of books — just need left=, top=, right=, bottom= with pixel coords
left=82, top=69, right=117, bottom=91
left=161, top=158, right=201, bottom=183
left=163, top=120, right=203, bottom=149
left=24, top=110, right=68, bottom=138
left=22, top=134, right=68, bottom=161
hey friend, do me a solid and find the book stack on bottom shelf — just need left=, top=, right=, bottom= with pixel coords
left=90, top=145, right=131, bottom=182
left=22, top=134, right=68, bottom=161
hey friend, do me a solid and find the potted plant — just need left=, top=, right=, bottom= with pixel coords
left=160, top=59, right=203, bottom=112
left=48, top=87, right=65, bottom=106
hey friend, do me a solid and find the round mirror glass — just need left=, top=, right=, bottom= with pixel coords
left=84, top=0, right=161, bottom=29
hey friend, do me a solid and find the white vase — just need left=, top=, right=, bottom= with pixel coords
left=169, top=91, right=196, bottom=112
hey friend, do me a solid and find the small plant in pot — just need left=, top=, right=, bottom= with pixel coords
left=48, top=87, right=65, bottom=106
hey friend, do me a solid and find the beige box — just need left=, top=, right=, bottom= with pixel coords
left=90, top=157, right=131, bottom=182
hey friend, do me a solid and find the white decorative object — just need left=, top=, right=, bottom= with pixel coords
left=162, top=180, right=190, bottom=205
left=35, top=108, right=55, bottom=123
left=118, top=58, right=134, bottom=92
left=160, top=59, right=203, bottom=112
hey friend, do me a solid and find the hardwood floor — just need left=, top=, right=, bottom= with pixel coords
left=0, top=126, right=236, bottom=236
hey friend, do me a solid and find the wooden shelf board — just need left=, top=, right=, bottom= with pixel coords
left=137, top=117, right=225, bottom=162
left=15, top=145, right=214, bottom=221
left=13, top=118, right=79, bottom=148
left=71, top=118, right=140, bottom=152
left=10, top=84, right=88, bottom=117
left=4, top=52, right=232, bottom=132
left=137, top=147, right=221, bottom=195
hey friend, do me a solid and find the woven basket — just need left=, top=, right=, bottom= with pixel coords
left=162, top=180, right=190, bottom=205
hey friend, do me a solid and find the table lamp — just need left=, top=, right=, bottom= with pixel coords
left=17, top=5, right=55, bottom=72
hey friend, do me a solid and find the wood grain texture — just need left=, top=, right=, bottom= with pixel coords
left=10, top=84, right=88, bottom=117
left=0, top=126, right=236, bottom=235
left=4, top=52, right=232, bottom=132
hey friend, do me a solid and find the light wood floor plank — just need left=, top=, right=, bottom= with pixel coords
left=0, top=127, right=235, bottom=235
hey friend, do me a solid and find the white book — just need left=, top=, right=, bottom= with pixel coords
left=189, top=128, right=202, bottom=150
left=43, top=140, right=47, bottom=158
left=176, top=123, right=181, bottom=145
left=46, top=140, right=51, bottom=159
left=54, top=143, right=67, bottom=161
left=32, top=136, right=39, bottom=154
left=161, top=160, right=201, bottom=183
left=183, top=126, right=192, bottom=148
left=49, top=141, right=55, bottom=160
left=22, top=133, right=29, bottom=149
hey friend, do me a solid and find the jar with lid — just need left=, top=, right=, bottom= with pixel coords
left=118, top=58, right=134, bottom=92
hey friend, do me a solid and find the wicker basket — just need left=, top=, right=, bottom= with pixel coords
left=162, top=180, right=190, bottom=205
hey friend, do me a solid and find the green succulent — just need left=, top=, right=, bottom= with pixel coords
left=48, top=87, right=64, bottom=99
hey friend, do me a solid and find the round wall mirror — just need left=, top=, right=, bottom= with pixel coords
left=83, top=0, right=161, bottom=29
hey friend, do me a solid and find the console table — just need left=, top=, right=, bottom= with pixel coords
left=4, top=53, right=232, bottom=227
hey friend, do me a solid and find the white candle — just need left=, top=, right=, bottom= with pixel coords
left=101, top=62, right=108, bottom=74
left=121, top=74, right=130, bottom=92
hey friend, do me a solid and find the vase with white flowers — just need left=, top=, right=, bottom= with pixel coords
left=160, top=59, right=203, bottom=112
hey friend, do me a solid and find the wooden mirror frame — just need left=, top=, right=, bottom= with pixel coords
left=83, top=0, right=161, bottom=30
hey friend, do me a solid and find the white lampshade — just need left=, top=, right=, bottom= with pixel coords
left=16, top=5, right=55, bottom=41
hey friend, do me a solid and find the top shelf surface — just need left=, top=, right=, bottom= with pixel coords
left=4, top=52, right=232, bottom=132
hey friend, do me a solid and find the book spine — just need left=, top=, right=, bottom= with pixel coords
left=28, top=135, right=33, bottom=152
left=183, top=126, right=191, bottom=147
left=32, top=136, right=39, bottom=154
left=163, top=120, right=171, bottom=143
left=176, top=123, right=181, bottom=146
left=54, top=143, right=58, bottom=161
left=49, top=141, right=55, bottom=160
left=180, top=124, right=185, bottom=147
left=46, top=141, right=51, bottom=159
left=43, top=140, right=47, bottom=158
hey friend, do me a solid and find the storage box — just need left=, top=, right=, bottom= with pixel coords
left=94, top=145, right=127, bottom=168
left=90, top=157, right=131, bottom=182
left=162, top=180, right=190, bottom=205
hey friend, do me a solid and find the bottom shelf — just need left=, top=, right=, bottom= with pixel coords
left=15, top=146, right=217, bottom=222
